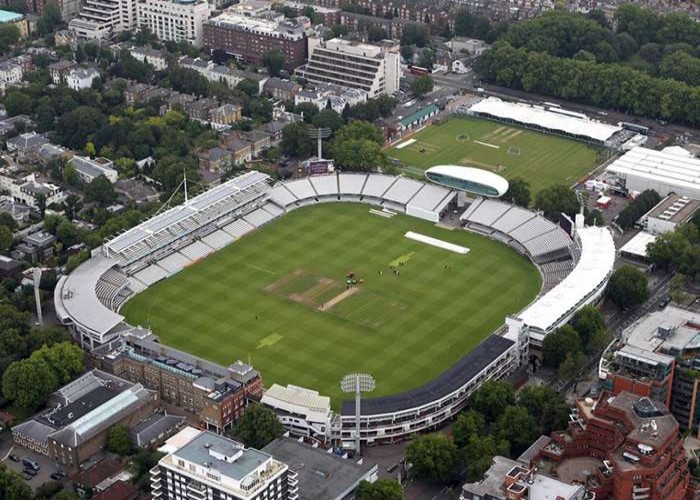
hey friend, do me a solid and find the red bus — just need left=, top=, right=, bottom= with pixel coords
left=409, top=65, right=429, bottom=76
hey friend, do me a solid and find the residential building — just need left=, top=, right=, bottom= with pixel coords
left=208, top=103, right=242, bottom=127
left=12, top=231, right=55, bottom=262
left=0, top=255, right=22, bottom=280
left=203, top=11, right=307, bottom=71
left=0, top=9, right=29, bottom=38
left=68, top=0, right=137, bottom=41
left=199, top=146, right=232, bottom=171
left=11, top=370, right=158, bottom=468
left=262, top=120, right=286, bottom=146
left=69, top=156, right=118, bottom=183
left=221, top=137, right=252, bottom=165
left=600, top=306, right=700, bottom=435
left=129, top=411, right=185, bottom=448
left=262, top=437, right=378, bottom=499
left=460, top=455, right=588, bottom=500
left=0, top=60, right=23, bottom=92
left=281, top=1, right=340, bottom=25
left=535, top=391, right=689, bottom=499
left=240, top=129, right=270, bottom=157
left=0, top=196, right=31, bottom=225
left=129, top=46, right=169, bottom=70
left=137, top=0, right=211, bottom=47
left=65, top=67, right=100, bottom=90
left=178, top=56, right=268, bottom=90
left=446, top=37, right=489, bottom=56
left=48, top=59, right=77, bottom=84
left=151, top=427, right=293, bottom=500
left=294, top=83, right=367, bottom=113
left=639, top=194, right=700, bottom=235
left=263, top=77, right=301, bottom=101
left=6, top=132, right=49, bottom=157
left=0, top=115, right=34, bottom=136
left=0, top=169, right=66, bottom=209
left=91, top=334, right=263, bottom=433
left=298, top=37, right=401, bottom=97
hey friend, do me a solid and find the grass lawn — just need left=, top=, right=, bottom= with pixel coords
left=122, top=203, right=541, bottom=406
left=389, top=116, right=601, bottom=196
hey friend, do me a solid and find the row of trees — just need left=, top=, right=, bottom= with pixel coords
left=406, top=382, right=569, bottom=482
left=475, top=40, right=700, bottom=126
left=542, top=305, right=611, bottom=379
left=647, top=217, right=700, bottom=281
left=615, top=189, right=661, bottom=229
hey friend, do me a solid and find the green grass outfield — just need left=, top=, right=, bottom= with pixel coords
left=389, top=116, right=601, bottom=196
left=122, top=203, right=541, bottom=406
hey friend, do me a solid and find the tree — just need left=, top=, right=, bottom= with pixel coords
left=400, top=23, right=429, bottom=47
left=0, top=463, right=32, bottom=500
left=570, top=304, right=606, bottom=347
left=31, top=342, right=84, bottom=385
left=503, top=177, right=530, bottom=207
left=56, top=106, right=107, bottom=150
left=312, top=109, right=343, bottom=132
left=262, top=49, right=285, bottom=77
left=469, top=380, right=515, bottom=422
left=495, top=405, right=540, bottom=456
left=411, top=75, right=434, bottom=98
left=106, top=424, right=133, bottom=456
left=232, top=403, right=283, bottom=449
left=461, top=434, right=509, bottom=481
left=0, top=225, right=12, bottom=253
left=63, top=194, right=83, bottom=220
left=335, top=121, right=384, bottom=146
left=405, top=434, right=458, bottom=481
left=281, top=122, right=314, bottom=158
left=55, top=219, right=81, bottom=247
left=558, top=351, right=587, bottom=384
left=534, top=185, right=579, bottom=222
left=400, top=44, right=414, bottom=63
left=166, top=67, right=208, bottom=96
left=3, top=91, right=32, bottom=116
left=2, top=357, right=58, bottom=410
left=236, top=78, right=259, bottom=97
left=356, top=479, right=403, bottom=500
left=518, top=385, right=569, bottom=434
left=542, top=324, right=582, bottom=368
left=295, top=102, right=319, bottom=123
left=607, top=265, right=649, bottom=309
left=669, top=273, right=689, bottom=304
left=36, top=1, right=61, bottom=35
left=452, top=409, right=486, bottom=448
left=0, top=23, right=19, bottom=53
left=332, top=139, right=387, bottom=172
left=416, top=48, right=435, bottom=70
left=367, top=26, right=388, bottom=42
left=85, top=175, right=117, bottom=206
left=0, top=212, right=17, bottom=231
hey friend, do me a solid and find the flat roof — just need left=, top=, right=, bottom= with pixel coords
left=619, top=231, right=656, bottom=258
left=646, top=194, right=699, bottom=224
left=470, top=97, right=621, bottom=142
left=54, top=256, right=124, bottom=335
left=0, top=9, right=24, bottom=22
left=341, top=334, right=513, bottom=415
left=606, top=147, right=700, bottom=194
left=520, top=226, right=616, bottom=334
left=623, top=305, right=700, bottom=355
left=262, top=438, right=376, bottom=500
left=262, top=384, right=330, bottom=423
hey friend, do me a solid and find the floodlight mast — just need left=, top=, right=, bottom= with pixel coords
left=340, top=373, right=375, bottom=456
left=308, top=127, right=332, bottom=161
left=33, top=267, right=43, bottom=325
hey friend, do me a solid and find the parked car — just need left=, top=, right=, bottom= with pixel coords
left=50, top=471, right=66, bottom=480
left=386, top=463, right=399, bottom=473
left=22, top=458, right=39, bottom=471
left=22, top=472, right=33, bottom=481
left=22, top=468, right=37, bottom=477
left=8, top=454, right=20, bottom=462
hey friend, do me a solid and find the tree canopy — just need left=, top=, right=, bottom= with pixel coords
left=405, top=434, right=458, bottom=481
left=534, top=184, right=579, bottom=222
left=106, top=424, right=133, bottom=456
left=356, top=479, right=403, bottom=500
left=262, top=49, right=285, bottom=77
left=503, top=177, right=530, bottom=207
left=2, top=357, right=58, bottom=410
left=231, top=403, right=283, bottom=449
left=469, top=380, right=515, bottom=422
left=606, top=265, right=649, bottom=309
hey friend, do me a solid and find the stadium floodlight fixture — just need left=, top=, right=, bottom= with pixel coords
left=308, top=126, right=332, bottom=161
left=341, top=373, right=375, bottom=456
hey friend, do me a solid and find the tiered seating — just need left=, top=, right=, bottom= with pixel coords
left=244, top=208, right=275, bottom=228
left=133, top=264, right=169, bottom=286
left=284, top=178, right=315, bottom=200
left=95, top=268, right=129, bottom=310
left=540, top=260, right=575, bottom=292
left=262, top=202, right=285, bottom=217
left=268, top=185, right=298, bottom=208
left=408, top=184, right=454, bottom=213
left=362, top=174, right=397, bottom=199
left=309, top=175, right=338, bottom=197
left=338, top=173, right=367, bottom=195
left=222, top=219, right=255, bottom=239
left=157, top=252, right=192, bottom=274
left=202, top=230, right=234, bottom=250
left=382, top=178, right=423, bottom=205
left=461, top=199, right=574, bottom=264
left=180, top=240, right=214, bottom=261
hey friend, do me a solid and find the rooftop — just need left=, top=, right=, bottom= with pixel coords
left=0, top=9, right=24, bottom=22
left=623, top=305, right=700, bottom=357
left=645, top=194, right=699, bottom=225
left=262, top=437, right=376, bottom=500
left=606, top=146, right=700, bottom=192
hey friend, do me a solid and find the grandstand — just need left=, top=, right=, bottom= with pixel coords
left=461, top=198, right=574, bottom=263
left=469, top=97, right=623, bottom=145
left=55, top=169, right=616, bottom=446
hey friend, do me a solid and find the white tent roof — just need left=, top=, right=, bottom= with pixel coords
left=606, top=146, right=700, bottom=195
left=619, top=231, right=656, bottom=258
left=469, top=97, right=621, bottom=142
left=519, top=226, right=615, bottom=334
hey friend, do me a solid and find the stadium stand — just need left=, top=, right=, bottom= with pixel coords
left=461, top=199, right=574, bottom=264
left=56, top=170, right=616, bottom=446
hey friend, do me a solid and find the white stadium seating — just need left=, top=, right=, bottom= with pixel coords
left=202, top=230, right=235, bottom=250
left=180, top=240, right=214, bottom=261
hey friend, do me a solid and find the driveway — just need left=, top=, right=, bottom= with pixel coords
left=1, top=446, right=67, bottom=490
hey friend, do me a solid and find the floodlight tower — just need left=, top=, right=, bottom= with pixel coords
left=340, top=373, right=375, bottom=456
left=33, top=267, right=43, bottom=325
left=308, top=126, right=332, bottom=160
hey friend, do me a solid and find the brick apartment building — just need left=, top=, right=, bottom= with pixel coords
left=535, top=391, right=689, bottom=499
left=203, top=12, right=307, bottom=71
left=91, top=334, right=263, bottom=433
